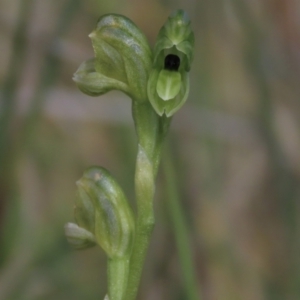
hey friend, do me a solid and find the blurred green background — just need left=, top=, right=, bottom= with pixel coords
left=1, top=0, right=300, bottom=299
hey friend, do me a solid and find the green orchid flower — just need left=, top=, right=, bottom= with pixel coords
left=65, top=167, right=135, bottom=258
left=73, top=14, right=152, bottom=102
left=147, top=9, right=195, bottom=117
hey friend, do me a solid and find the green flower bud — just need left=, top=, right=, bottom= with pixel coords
left=73, top=14, right=152, bottom=102
left=72, top=166, right=135, bottom=258
left=147, top=10, right=194, bottom=117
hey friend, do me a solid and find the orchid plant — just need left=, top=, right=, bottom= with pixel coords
left=65, top=10, right=194, bottom=300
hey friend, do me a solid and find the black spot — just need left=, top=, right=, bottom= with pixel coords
left=164, top=54, right=180, bottom=71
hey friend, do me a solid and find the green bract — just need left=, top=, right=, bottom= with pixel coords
left=65, top=167, right=135, bottom=258
left=147, top=10, right=194, bottom=117
left=73, top=14, right=152, bottom=102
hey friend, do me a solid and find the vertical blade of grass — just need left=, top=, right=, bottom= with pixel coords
left=231, top=0, right=300, bottom=297
left=163, top=142, right=200, bottom=300
left=0, top=1, right=82, bottom=299
left=0, top=0, right=34, bottom=263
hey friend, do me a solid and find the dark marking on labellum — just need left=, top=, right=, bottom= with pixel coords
left=164, top=54, right=180, bottom=71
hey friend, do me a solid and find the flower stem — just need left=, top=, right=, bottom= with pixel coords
left=125, top=145, right=155, bottom=300
left=108, top=257, right=130, bottom=300
left=124, top=100, right=173, bottom=300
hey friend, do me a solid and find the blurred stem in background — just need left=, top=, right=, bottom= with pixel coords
left=0, top=0, right=34, bottom=265
left=0, top=0, right=35, bottom=297
left=0, top=0, right=81, bottom=299
left=0, top=0, right=33, bottom=168
left=231, top=0, right=300, bottom=298
left=163, top=142, right=200, bottom=300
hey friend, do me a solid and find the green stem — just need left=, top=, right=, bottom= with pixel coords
left=163, top=144, right=200, bottom=300
left=125, top=145, right=155, bottom=300
left=108, top=257, right=130, bottom=300
left=124, top=102, right=171, bottom=300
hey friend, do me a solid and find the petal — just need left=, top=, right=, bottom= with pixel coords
left=64, top=223, right=96, bottom=250
left=153, top=36, right=174, bottom=66
left=73, top=58, right=130, bottom=97
left=176, top=36, right=195, bottom=71
left=148, top=68, right=165, bottom=116
left=164, top=72, right=189, bottom=117
left=74, top=186, right=95, bottom=233
left=156, top=70, right=181, bottom=100
left=148, top=69, right=189, bottom=117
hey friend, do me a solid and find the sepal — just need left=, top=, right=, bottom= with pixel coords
left=73, top=58, right=130, bottom=97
